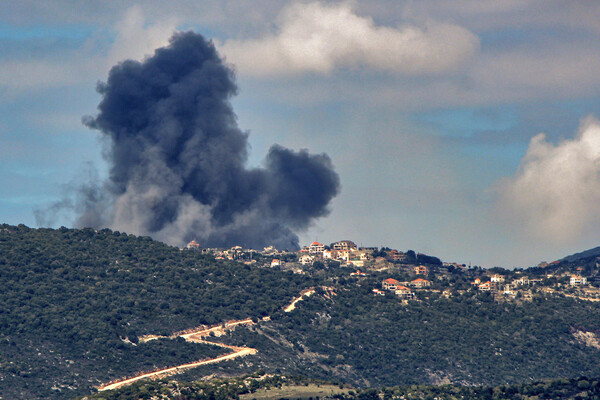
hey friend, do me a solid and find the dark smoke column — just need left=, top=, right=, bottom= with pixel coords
left=81, top=32, right=340, bottom=250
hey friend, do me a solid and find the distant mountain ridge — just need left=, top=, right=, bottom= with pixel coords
left=560, top=246, right=600, bottom=263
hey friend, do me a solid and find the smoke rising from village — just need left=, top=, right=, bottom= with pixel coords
left=59, top=31, right=340, bottom=249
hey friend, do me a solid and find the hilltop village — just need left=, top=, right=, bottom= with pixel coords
left=185, top=239, right=600, bottom=303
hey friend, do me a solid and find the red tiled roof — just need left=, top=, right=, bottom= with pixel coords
left=311, top=241, right=323, bottom=246
left=383, top=278, right=401, bottom=284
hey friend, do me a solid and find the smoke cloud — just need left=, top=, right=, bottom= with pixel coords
left=495, top=117, right=600, bottom=244
left=72, top=31, right=340, bottom=250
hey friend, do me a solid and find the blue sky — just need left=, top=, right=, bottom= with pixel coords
left=2, top=1, right=600, bottom=267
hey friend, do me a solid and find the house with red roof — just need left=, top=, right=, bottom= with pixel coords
left=382, top=278, right=402, bottom=291
left=410, top=278, right=431, bottom=288
left=186, top=240, right=200, bottom=249
left=308, top=241, right=325, bottom=254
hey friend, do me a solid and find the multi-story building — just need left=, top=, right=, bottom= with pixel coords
left=410, top=278, right=431, bottom=288
left=308, top=241, right=325, bottom=254
left=382, top=278, right=402, bottom=291
left=388, top=250, right=407, bottom=262
left=332, top=240, right=357, bottom=251
left=414, top=265, right=428, bottom=275
left=299, top=255, right=314, bottom=265
left=395, top=286, right=414, bottom=299
left=570, top=275, right=588, bottom=286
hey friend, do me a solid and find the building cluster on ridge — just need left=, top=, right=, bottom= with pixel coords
left=298, top=240, right=375, bottom=267
left=186, top=239, right=385, bottom=268
left=184, top=239, right=600, bottom=303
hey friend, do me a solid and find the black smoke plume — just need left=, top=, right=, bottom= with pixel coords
left=74, top=31, right=339, bottom=250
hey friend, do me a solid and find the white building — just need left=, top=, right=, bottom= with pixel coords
left=347, top=259, right=365, bottom=267
left=514, top=276, right=530, bottom=285
left=308, top=241, right=325, bottom=254
left=570, top=275, right=588, bottom=286
left=299, top=255, right=314, bottom=265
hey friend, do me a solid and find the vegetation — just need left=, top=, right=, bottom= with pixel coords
left=0, top=224, right=313, bottom=399
left=214, top=287, right=600, bottom=387
left=4, top=224, right=600, bottom=399
left=74, top=372, right=600, bottom=400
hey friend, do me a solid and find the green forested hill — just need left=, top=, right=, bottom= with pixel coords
left=0, top=224, right=313, bottom=400
left=4, top=224, right=600, bottom=399
left=213, top=286, right=600, bottom=387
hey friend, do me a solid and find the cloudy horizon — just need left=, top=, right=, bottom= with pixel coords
left=2, top=1, right=600, bottom=268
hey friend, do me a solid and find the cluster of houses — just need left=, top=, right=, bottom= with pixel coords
left=468, top=272, right=596, bottom=300
left=185, top=239, right=600, bottom=301
left=375, top=271, right=596, bottom=302
left=297, top=240, right=376, bottom=267
left=186, top=241, right=253, bottom=261
left=185, top=239, right=379, bottom=267
left=186, top=239, right=459, bottom=273
left=471, top=273, right=588, bottom=296
left=375, top=277, right=433, bottom=299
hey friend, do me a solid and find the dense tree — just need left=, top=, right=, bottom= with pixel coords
left=0, top=224, right=313, bottom=400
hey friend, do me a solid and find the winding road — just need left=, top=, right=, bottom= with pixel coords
left=97, top=288, right=316, bottom=391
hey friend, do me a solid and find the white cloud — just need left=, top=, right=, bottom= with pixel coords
left=219, top=1, right=479, bottom=77
left=495, top=117, right=600, bottom=243
left=105, top=5, right=177, bottom=68
left=0, top=5, right=177, bottom=93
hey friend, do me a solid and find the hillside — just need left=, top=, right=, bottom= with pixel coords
left=561, top=246, right=600, bottom=264
left=4, top=224, right=600, bottom=399
left=206, top=286, right=600, bottom=387
left=75, top=372, right=600, bottom=400
left=0, top=224, right=313, bottom=399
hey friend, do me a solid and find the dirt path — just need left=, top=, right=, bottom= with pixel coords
left=138, top=318, right=256, bottom=344
left=98, top=289, right=316, bottom=392
left=284, top=288, right=315, bottom=312
left=99, top=346, right=257, bottom=391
